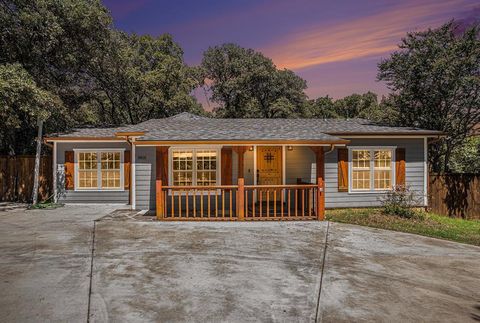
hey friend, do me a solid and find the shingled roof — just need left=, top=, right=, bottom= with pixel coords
left=47, top=112, right=443, bottom=142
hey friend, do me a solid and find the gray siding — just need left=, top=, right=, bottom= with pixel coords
left=56, top=142, right=130, bottom=204
left=66, top=138, right=425, bottom=210
left=284, top=139, right=426, bottom=208
left=285, top=146, right=315, bottom=184
left=135, top=146, right=156, bottom=210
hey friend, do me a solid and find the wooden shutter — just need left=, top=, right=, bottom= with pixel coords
left=124, top=151, right=131, bottom=189
left=395, top=148, right=406, bottom=187
left=337, top=148, right=348, bottom=192
left=65, top=151, right=74, bottom=190
left=156, top=147, right=169, bottom=183
left=221, top=147, right=232, bottom=185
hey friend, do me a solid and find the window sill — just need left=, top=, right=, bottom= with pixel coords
left=348, top=189, right=393, bottom=194
left=74, top=189, right=125, bottom=192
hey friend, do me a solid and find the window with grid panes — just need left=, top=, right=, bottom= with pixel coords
left=350, top=148, right=394, bottom=192
left=171, top=149, right=218, bottom=186
left=75, top=150, right=123, bottom=190
left=78, top=152, right=98, bottom=189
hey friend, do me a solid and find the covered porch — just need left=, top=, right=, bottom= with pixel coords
left=152, top=144, right=330, bottom=221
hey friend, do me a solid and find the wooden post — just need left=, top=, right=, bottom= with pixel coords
left=156, top=179, right=164, bottom=220
left=317, top=177, right=325, bottom=220
left=237, top=177, right=245, bottom=220
left=233, top=146, right=248, bottom=179
left=32, top=119, right=43, bottom=205
left=310, top=147, right=325, bottom=221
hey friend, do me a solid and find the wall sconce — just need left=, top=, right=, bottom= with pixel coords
left=287, top=146, right=293, bottom=151
left=249, top=146, right=254, bottom=151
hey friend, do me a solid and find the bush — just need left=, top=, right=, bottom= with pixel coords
left=381, top=185, right=421, bottom=218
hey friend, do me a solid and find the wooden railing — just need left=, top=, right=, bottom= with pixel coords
left=156, top=178, right=324, bottom=221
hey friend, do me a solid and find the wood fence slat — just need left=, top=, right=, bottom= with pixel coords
left=0, top=156, right=52, bottom=202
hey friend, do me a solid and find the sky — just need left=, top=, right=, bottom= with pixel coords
left=102, top=0, right=478, bottom=107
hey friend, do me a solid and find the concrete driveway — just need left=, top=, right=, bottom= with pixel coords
left=1, top=206, right=479, bottom=322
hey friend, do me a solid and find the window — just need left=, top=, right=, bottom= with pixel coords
left=78, top=152, right=98, bottom=189
left=350, top=148, right=394, bottom=192
left=101, top=152, right=121, bottom=189
left=171, top=148, right=218, bottom=186
left=75, top=150, right=124, bottom=190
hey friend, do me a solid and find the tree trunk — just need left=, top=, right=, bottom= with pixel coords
left=32, top=119, right=43, bottom=205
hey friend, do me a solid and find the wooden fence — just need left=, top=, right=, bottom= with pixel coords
left=429, top=174, right=480, bottom=220
left=0, top=156, right=52, bottom=203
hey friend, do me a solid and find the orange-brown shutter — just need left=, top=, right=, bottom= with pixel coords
left=221, top=147, right=232, bottom=185
left=156, top=147, right=169, bottom=183
left=337, top=148, right=348, bottom=192
left=395, top=148, right=406, bottom=187
left=65, top=151, right=74, bottom=190
left=124, top=151, right=131, bottom=189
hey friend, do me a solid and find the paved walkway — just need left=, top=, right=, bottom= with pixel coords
left=0, top=206, right=479, bottom=322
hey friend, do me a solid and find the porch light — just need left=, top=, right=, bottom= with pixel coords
left=287, top=146, right=293, bottom=151
left=249, top=146, right=254, bottom=151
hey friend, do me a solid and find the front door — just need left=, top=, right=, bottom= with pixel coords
left=257, top=146, right=282, bottom=201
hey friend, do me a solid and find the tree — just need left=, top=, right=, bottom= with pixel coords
left=307, top=92, right=383, bottom=120
left=0, top=0, right=112, bottom=153
left=334, top=92, right=382, bottom=120
left=378, top=21, right=480, bottom=172
left=201, top=43, right=307, bottom=118
left=87, top=32, right=203, bottom=125
left=0, top=64, right=60, bottom=155
left=448, top=136, right=480, bottom=173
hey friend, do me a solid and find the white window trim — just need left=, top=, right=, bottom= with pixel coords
left=348, top=146, right=396, bottom=194
left=73, top=148, right=125, bottom=192
left=168, top=147, right=221, bottom=194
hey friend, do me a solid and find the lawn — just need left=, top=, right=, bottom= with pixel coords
left=326, top=208, right=480, bottom=246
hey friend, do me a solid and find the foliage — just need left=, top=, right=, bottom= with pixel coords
left=87, top=32, right=203, bottom=125
left=307, top=92, right=384, bottom=120
left=378, top=21, right=480, bottom=172
left=0, top=0, right=202, bottom=154
left=326, top=208, right=480, bottom=246
left=201, top=43, right=308, bottom=118
left=381, top=185, right=421, bottom=218
left=448, top=136, right=480, bottom=173
left=0, top=64, right=62, bottom=154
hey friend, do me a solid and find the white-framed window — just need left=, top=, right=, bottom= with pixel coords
left=348, top=147, right=395, bottom=193
left=169, top=148, right=220, bottom=187
left=74, top=149, right=124, bottom=191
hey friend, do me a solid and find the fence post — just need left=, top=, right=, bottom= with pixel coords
left=317, top=177, right=325, bottom=221
left=156, top=180, right=164, bottom=220
left=237, top=178, right=245, bottom=220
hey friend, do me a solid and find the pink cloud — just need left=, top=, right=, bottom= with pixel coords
left=261, top=0, right=477, bottom=70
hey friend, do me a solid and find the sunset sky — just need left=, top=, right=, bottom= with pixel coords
left=103, top=0, right=478, bottom=106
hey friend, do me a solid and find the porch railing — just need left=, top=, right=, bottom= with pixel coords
left=156, top=178, right=324, bottom=221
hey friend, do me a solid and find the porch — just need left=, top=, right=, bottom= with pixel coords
left=153, top=144, right=327, bottom=221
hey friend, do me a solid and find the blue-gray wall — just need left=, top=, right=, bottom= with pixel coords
left=58, top=138, right=426, bottom=209
left=56, top=142, right=130, bottom=204
left=324, top=138, right=425, bottom=208
left=135, top=146, right=156, bottom=210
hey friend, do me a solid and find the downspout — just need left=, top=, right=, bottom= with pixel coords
left=124, top=136, right=136, bottom=210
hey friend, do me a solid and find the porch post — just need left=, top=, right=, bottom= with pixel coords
left=310, top=147, right=325, bottom=220
left=156, top=146, right=169, bottom=219
left=237, top=177, right=245, bottom=220
left=156, top=179, right=164, bottom=219
left=233, top=146, right=248, bottom=178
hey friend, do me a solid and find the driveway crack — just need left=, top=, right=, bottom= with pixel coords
left=315, top=220, right=330, bottom=323
left=86, top=220, right=97, bottom=323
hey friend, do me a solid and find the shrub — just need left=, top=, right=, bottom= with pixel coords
left=381, top=185, right=421, bottom=218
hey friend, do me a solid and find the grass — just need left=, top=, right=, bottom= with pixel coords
left=29, top=202, right=64, bottom=210
left=326, top=208, right=480, bottom=246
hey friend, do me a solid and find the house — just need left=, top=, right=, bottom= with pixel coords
left=45, top=112, right=443, bottom=220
